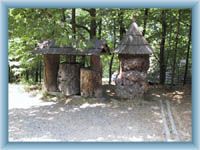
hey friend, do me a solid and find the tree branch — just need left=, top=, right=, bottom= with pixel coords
left=153, top=52, right=160, bottom=64
left=75, top=24, right=90, bottom=33
left=61, top=9, right=66, bottom=22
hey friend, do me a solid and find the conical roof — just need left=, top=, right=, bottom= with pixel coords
left=115, top=21, right=152, bottom=55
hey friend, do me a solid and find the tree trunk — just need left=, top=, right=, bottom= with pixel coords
left=70, top=8, right=76, bottom=63
left=98, top=18, right=102, bottom=39
left=117, top=9, right=126, bottom=73
left=183, top=18, right=192, bottom=85
left=166, top=13, right=173, bottom=69
left=25, top=70, right=29, bottom=81
left=118, top=9, right=126, bottom=40
left=89, top=8, right=96, bottom=39
left=171, top=10, right=181, bottom=87
left=39, top=60, right=42, bottom=83
left=35, top=64, right=39, bottom=83
left=143, top=8, right=149, bottom=36
left=58, top=63, right=80, bottom=95
left=89, top=8, right=102, bottom=90
left=9, top=66, right=11, bottom=82
left=72, top=8, right=76, bottom=39
left=109, top=54, right=114, bottom=85
left=43, top=54, right=60, bottom=92
left=159, top=10, right=167, bottom=85
left=30, top=68, right=34, bottom=82
left=90, top=55, right=102, bottom=78
left=109, top=18, right=116, bottom=85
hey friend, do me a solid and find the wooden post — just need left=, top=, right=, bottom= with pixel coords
left=90, top=55, right=102, bottom=86
left=43, top=54, right=60, bottom=92
left=90, top=55, right=102, bottom=78
left=90, top=55, right=103, bottom=97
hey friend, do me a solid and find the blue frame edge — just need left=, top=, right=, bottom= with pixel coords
left=192, top=1, right=200, bottom=149
left=0, top=1, right=8, bottom=150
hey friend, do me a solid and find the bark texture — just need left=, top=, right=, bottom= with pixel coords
left=44, top=54, right=60, bottom=92
left=159, top=10, right=167, bottom=85
left=58, top=63, right=80, bottom=96
left=80, top=68, right=102, bottom=98
left=115, top=54, right=149, bottom=99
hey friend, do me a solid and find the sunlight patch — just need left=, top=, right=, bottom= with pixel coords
left=79, top=102, right=106, bottom=109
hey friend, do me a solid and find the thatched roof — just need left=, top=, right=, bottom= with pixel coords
left=115, top=21, right=152, bottom=55
left=33, top=47, right=102, bottom=56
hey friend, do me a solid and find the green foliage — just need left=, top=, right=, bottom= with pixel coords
left=8, top=8, right=192, bottom=84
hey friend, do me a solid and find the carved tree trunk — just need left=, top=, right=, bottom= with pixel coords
left=43, top=54, right=60, bottom=92
left=58, top=63, right=80, bottom=96
left=80, top=68, right=102, bottom=97
left=115, top=55, right=149, bottom=99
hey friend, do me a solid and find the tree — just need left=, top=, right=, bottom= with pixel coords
left=159, top=10, right=167, bottom=85
left=109, top=18, right=116, bottom=85
left=67, top=8, right=76, bottom=63
left=143, top=8, right=149, bottom=36
left=89, top=9, right=97, bottom=39
left=8, top=8, right=192, bottom=87
left=98, top=17, right=102, bottom=39
left=87, top=9, right=102, bottom=77
left=183, top=16, right=192, bottom=85
left=171, top=10, right=181, bottom=87
left=118, top=9, right=126, bottom=40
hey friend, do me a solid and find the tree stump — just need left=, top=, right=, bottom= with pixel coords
left=115, top=54, right=149, bottom=99
left=44, top=54, right=60, bottom=92
left=80, top=68, right=102, bottom=97
left=58, top=63, right=80, bottom=96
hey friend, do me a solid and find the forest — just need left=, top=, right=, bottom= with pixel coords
left=8, top=8, right=192, bottom=86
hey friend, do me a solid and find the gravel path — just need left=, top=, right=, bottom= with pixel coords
left=8, top=84, right=191, bottom=142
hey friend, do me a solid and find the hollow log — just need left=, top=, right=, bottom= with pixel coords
left=58, top=63, right=80, bottom=96
left=80, top=68, right=102, bottom=97
left=43, top=54, right=60, bottom=92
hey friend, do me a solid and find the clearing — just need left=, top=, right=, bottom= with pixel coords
left=9, top=84, right=191, bottom=142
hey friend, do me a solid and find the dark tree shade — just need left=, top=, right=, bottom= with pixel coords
left=183, top=17, right=192, bottom=85
left=171, top=10, right=181, bottom=87
left=159, top=10, right=167, bottom=85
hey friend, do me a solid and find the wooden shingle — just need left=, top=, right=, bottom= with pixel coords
left=115, top=21, right=153, bottom=55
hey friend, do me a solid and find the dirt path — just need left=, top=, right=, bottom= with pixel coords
left=8, top=84, right=191, bottom=142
